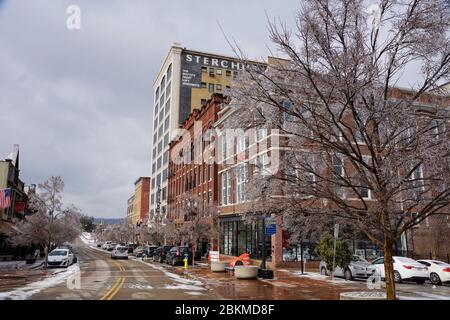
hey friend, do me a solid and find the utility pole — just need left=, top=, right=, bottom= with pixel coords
left=332, top=223, right=339, bottom=281
left=261, top=214, right=267, bottom=270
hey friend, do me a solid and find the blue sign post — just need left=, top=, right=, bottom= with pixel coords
left=265, top=218, right=276, bottom=236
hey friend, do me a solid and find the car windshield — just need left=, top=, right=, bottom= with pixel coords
left=352, top=255, right=368, bottom=263
left=49, top=250, right=67, bottom=256
left=432, top=261, right=448, bottom=265
left=117, top=247, right=127, bottom=252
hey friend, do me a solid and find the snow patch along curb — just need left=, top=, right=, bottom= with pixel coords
left=136, top=258, right=203, bottom=285
left=0, top=264, right=80, bottom=300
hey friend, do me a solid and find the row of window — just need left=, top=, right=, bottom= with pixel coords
left=201, top=66, right=239, bottom=79
left=221, top=163, right=248, bottom=206
left=220, top=129, right=268, bottom=160
left=220, top=156, right=271, bottom=206
left=200, top=82, right=230, bottom=93
left=170, top=190, right=214, bottom=220
left=155, top=64, right=172, bottom=103
left=170, top=164, right=214, bottom=198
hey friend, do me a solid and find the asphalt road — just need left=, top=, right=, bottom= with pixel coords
left=30, top=241, right=221, bottom=300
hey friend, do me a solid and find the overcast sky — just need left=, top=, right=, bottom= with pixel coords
left=0, top=0, right=300, bottom=218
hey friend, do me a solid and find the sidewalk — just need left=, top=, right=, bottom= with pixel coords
left=164, top=263, right=367, bottom=300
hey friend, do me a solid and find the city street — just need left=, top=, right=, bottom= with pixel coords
left=1, top=238, right=449, bottom=300
left=0, top=239, right=220, bottom=300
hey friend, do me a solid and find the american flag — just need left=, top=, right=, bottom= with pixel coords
left=0, top=188, right=12, bottom=209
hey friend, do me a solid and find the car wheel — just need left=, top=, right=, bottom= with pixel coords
left=172, top=259, right=177, bottom=266
left=320, top=267, right=328, bottom=276
left=394, top=271, right=402, bottom=283
left=344, top=268, right=353, bottom=281
left=430, top=272, right=442, bottom=285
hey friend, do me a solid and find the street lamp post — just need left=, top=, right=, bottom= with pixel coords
left=259, top=213, right=274, bottom=279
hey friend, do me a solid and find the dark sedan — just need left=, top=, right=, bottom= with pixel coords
left=165, top=246, right=193, bottom=266
left=152, top=246, right=173, bottom=263
left=144, top=245, right=159, bottom=258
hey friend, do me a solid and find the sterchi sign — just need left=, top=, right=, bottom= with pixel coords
left=184, top=53, right=246, bottom=71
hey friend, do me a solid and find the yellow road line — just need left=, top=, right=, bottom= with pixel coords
left=99, top=276, right=122, bottom=300
left=105, top=277, right=125, bottom=300
left=99, top=261, right=125, bottom=300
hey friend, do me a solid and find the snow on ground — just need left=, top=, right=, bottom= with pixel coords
left=137, top=259, right=206, bottom=292
left=164, top=284, right=206, bottom=291
left=126, top=283, right=153, bottom=290
left=185, top=291, right=205, bottom=296
left=279, top=269, right=350, bottom=285
left=0, top=264, right=80, bottom=300
left=80, top=232, right=96, bottom=245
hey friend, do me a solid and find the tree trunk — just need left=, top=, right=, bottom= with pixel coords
left=383, top=236, right=396, bottom=300
left=44, top=245, right=49, bottom=269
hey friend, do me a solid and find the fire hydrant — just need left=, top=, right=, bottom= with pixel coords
left=183, top=256, right=188, bottom=270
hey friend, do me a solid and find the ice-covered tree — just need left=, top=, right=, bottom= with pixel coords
left=227, top=0, right=450, bottom=299
left=9, top=176, right=82, bottom=268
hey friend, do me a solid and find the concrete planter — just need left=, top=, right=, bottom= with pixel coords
left=340, top=291, right=387, bottom=300
left=234, top=266, right=259, bottom=279
left=210, top=261, right=228, bottom=272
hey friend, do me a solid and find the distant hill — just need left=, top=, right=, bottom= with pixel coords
left=93, top=218, right=124, bottom=225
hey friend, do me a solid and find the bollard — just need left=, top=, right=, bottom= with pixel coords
left=184, top=258, right=188, bottom=270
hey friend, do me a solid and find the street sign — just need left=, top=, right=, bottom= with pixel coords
left=265, top=218, right=276, bottom=236
left=209, top=251, right=220, bottom=262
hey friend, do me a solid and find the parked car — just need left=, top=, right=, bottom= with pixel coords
left=165, top=246, right=193, bottom=266
left=153, top=246, right=173, bottom=263
left=56, top=246, right=78, bottom=264
left=144, top=245, right=159, bottom=258
left=133, top=246, right=147, bottom=257
left=367, top=256, right=429, bottom=284
left=47, top=248, right=74, bottom=268
left=106, top=243, right=117, bottom=251
left=417, top=259, right=450, bottom=285
left=319, top=255, right=370, bottom=280
left=127, top=243, right=138, bottom=254
left=96, top=241, right=104, bottom=248
left=111, top=246, right=129, bottom=259
left=102, top=241, right=112, bottom=250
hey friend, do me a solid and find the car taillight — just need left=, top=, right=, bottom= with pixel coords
left=176, top=251, right=180, bottom=256
left=443, top=267, right=450, bottom=272
left=403, top=265, right=413, bottom=269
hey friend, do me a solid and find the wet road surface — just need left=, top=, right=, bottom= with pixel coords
left=1, top=242, right=220, bottom=300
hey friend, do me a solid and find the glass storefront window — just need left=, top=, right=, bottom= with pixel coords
left=220, top=218, right=271, bottom=260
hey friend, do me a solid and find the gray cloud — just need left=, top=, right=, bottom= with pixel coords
left=0, top=0, right=298, bottom=218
